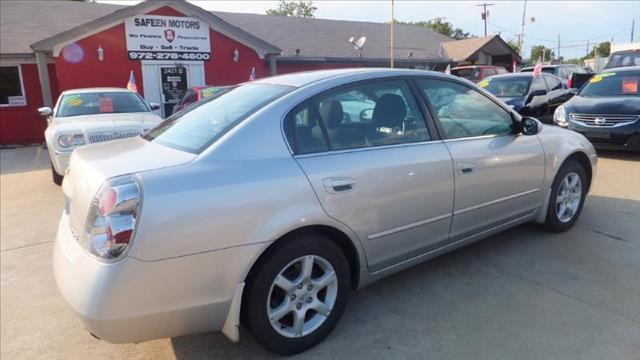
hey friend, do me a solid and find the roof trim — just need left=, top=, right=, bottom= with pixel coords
left=30, top=0, right=281, bottom=59
left=277, top=56, right=452, bottom=64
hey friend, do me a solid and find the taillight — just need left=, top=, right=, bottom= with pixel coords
left=81, top=175, right=141, bottom=261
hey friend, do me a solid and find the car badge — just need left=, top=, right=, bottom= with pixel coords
left=594, top=117, right=606, bottom=125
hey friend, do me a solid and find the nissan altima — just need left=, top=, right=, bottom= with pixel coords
left=54, top=69, right=597, bottom=355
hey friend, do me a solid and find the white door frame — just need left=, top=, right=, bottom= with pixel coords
left=141, top=60, right=205, bottom=117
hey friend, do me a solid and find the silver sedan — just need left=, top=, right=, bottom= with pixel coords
left=54, top=69, right=597, bottom=355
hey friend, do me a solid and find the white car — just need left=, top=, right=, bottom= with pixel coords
left=39, top=88, right=162, bottom=185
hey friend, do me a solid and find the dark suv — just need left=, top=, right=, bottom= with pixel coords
left=521, top=64, right=592, bottom=87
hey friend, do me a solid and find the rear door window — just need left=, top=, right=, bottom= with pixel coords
left=285, top=80, right=430, bottom=154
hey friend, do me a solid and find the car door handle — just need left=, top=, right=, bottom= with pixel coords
left=456, top=162, right=475, bottom=174
left=322, top=178, right=356, bottom=194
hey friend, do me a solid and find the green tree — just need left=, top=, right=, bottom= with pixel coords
left=530, top=45, right=555, bottom=62
left=395, top=18, right=472, bottom=40
left=586, top=41, right=611, bottom=58
left=266, top=0, right=317, bottom=18
left=506, top=39, right=521, bottom=55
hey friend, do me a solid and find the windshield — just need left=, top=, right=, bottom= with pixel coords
left=452, top=68, right=481, bottom=80
left=56, top=92, right=148, bottom=117
left=478, top=77, right=531, bottom=97
left=579, top=70, right=639, bottom=97
left=143, top=83, right=294, bottom=153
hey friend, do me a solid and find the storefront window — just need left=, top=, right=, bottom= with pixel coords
left=0, top=66, right=26, bottom=106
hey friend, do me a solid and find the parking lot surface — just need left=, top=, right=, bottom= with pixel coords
left=1, top=146, right=639, bottom=360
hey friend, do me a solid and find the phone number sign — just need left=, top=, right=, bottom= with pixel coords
left=125, top=15, right=211, bottom=61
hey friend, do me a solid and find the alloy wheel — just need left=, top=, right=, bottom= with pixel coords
left=555, top=172, right=582, bottom=223
left=267, top=255, right=338, bottom=338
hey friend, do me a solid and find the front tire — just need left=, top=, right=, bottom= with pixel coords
left=243, top=233, right=350, bottom=355
left=542, top=160, right=587, bottom=232
left=51, top=163, right=63, bottom=186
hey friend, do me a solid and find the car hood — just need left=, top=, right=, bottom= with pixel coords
left=498, top=97, right=526, bottom=111
left=63, top=137, right=196, bottom=236
left=565, top=95, right=640, bottom=115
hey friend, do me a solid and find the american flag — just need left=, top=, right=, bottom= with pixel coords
left=249, top=67, right=256, bottom=81
left=126, top=70, right=137, bottom=92
left=532, top=57, right=543, bottom=78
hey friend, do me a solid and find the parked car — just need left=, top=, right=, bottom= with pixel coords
left=173, top=85, right=232, bottom=113
left=54, top=69, right=596, bottom=356
left=554, top=66, right=640, bottom=151
left=478, top=72, right=574, bottom=123
left=521, top=64, right=592, bottom=87
left=39, top=88, right=162, bottom=185
left=451, top=65, right=508, bottom=83
left=604, top=49, right=640, bottom=70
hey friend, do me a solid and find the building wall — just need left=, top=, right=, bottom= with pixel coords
left=0, top=63, right=59, bottom=144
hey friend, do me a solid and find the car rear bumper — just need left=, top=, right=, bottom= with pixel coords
left=53, top=212, right=258, bottom=343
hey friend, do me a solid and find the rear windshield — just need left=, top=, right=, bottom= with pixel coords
left=452, top=68, right=481, bottom=80
left=521, top=67, right=556, bottom=75
left=143, top=83, right=294, bottom=153
left=579, top=70, right=639, bottom=97
left=478, top=77, right=531, bottom=97
left=605, top=52, right=640, bottom=69
left=57, top=92, right=148, bottom=117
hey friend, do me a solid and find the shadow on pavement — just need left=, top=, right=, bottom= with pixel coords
left=596, top=150, right=640, bottom=161
left=0, top=145, right=50, bottom=175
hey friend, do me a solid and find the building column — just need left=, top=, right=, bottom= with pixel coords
left=268, top=54, right=277, bottom=76
left=35, top=51, right=53, bottom=108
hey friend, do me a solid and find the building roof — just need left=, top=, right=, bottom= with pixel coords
left=0, top=0, right=126, bottom=56
left=212, top=11, right=453, bottom=61
left=442, top=35, right=520, bottom=62
left=1, top=0, right=451, bottom=63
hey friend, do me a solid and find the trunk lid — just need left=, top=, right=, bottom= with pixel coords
left=62, top=137, right=196, bottom=237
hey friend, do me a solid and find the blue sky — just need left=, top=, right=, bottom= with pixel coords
left=100, top=0, right=640, bottom=59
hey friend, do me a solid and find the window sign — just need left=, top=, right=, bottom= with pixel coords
left=0, top=66, right=26, bottom=106
left=125, top=15, right=211, bottom=61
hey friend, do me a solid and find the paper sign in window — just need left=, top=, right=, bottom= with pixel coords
left=622, top=77, right=638, bottom=94
left=99, top=97, right=114, bottom=112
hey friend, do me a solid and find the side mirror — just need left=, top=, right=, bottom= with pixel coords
left=149, top=103, right=161, bottom=111
left=526, top=89, right=547, bottom=104
left=38, top=107, right=52, bottom=117
left=520, top=117, right=542, bottom=135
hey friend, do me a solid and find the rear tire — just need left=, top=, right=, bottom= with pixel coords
left=542, top=160, right=587, bottom=232
left=243, top=233, right=350, bottom=355
left=51, top=164, right=63, bottom=186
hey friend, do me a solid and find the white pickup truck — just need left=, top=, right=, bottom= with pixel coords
left=39, top=88, right=163, bottom=185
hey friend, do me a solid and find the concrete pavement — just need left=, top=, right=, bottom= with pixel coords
left=1, top=146, right=639, bottom=359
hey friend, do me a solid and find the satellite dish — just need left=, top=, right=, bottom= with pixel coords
left=348, top=36, right=367, bottom=57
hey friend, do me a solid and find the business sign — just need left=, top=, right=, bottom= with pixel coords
left=125, top=15, right=211, bottom=61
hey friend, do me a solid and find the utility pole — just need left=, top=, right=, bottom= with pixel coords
left=477, top=3, right=495, bottom=36
left=557, top=34, right=561, bottom=63
left=586, top=40, right=589, bottom=57
left=632, top=19, right=635, bottom=43
left=518, top=0, right=527, bottom=57
left=390, top=0, right=394, bottom=68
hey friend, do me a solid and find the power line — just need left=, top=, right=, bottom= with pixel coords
left=488, top=21, right=631, bottom=44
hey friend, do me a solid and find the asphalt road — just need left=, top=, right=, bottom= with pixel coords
left=1, top=146, right=639, bottom=360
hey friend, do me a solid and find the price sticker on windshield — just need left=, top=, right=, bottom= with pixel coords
left=64, top=95, right=82, bottom=106
left=590, top=72, right=616, bottom=84
left=622, top=77, right=638, bottom=94
left=478, top=79, right=491, bottom=88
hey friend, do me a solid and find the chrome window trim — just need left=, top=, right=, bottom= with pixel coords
left=367, top=213, right=452, bottom=241
left=292, top=139, right=445, bottom=159
left=453, top=188, right=541, bottom=216
left=442, top=133, right=519, bottom=143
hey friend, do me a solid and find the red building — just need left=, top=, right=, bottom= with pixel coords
left=1, top=0, right=464, bottom=144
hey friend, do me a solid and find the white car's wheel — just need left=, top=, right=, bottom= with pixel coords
left=243, top=233, right=350, bottom=355
left=51, top=163, right=63, bottom=186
